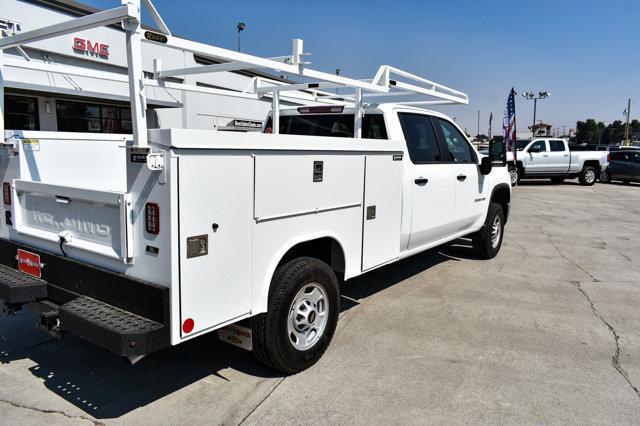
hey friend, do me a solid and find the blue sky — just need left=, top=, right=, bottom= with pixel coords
left=84, top=0, right=639, bottom=136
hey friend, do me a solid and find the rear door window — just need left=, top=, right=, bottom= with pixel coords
left=398, top=113, right=442, bottom=163
left=549, top=140, right=565, bottom=152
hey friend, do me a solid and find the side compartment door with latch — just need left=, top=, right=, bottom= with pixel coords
left=361, top=153, right=403, bottom=271
left=178, top=153, right=253, bottom=338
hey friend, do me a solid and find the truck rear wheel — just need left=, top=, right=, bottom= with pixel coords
left=579, top=166, right=597, bottom=186
left=252, top=257, right=340, bottom=374
left=472, top=202, right=504, bottom=259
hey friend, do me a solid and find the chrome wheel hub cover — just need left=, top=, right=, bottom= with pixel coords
left=287, top=283, right=329, bottom=351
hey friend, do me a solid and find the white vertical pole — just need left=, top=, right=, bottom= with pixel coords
left=0, top=32, right=4, bottom=138
left=272, top=90, right=280, bottom=134
left=354, top=88, right=363, bottom=139
left=122, top=0, right=148, bottom=148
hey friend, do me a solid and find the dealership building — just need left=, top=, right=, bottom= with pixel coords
left=1, top=0, right=324, bottom=134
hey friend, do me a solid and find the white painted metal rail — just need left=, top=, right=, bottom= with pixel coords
left=0, top=0, right=469, bottom=146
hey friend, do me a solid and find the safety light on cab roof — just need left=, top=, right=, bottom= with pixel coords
left=2, top=182, right=11, bottom=206
left=297, top=105, right=344, bottom=114
left=145, top=202, right=159, bottom=235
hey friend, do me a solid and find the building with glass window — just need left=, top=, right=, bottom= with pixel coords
left=1, top=0, right=320, bottom=134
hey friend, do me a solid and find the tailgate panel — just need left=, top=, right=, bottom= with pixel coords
left=13, top=180, right=133, bottom=261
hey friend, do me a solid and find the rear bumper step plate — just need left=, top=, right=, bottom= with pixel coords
left=59, top=296, right=167, bottom=357
left=0, top=264, right=47, bottom=304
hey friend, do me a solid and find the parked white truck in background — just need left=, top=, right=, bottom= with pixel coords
left=0, top=1, right=511, bottom=373
left=507, top=138, right=608, bottom=186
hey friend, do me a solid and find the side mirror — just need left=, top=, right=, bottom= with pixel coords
left=480, top=156, right=493, bottom=175
left=488, top=138, right=507, bottom=166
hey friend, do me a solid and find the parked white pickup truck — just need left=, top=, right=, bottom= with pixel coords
left=507, top=138, right=608, bottom=186
left=0, top=1, right=511, bottom=373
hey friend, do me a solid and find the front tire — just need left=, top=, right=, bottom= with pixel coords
left=508, top=166, right=519, bottom=186
left=252, top=257, right=340, bottom=374
left=579, top=166, right=597, bottom=186
left=472, top=202, right=505, bottom=260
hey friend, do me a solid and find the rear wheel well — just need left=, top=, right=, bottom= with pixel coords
left=583, top=160, right=601, bottom=173
left=278, top=237, right=346, bottom=277
left=491, top=185, right=510, bottom=223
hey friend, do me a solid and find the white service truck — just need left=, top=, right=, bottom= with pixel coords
left=507, top=138, right=608, bottom=186
left=0, top=1, right=511, bottom=373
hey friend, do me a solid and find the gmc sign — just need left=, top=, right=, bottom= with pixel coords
left=73, top=37, right=109, bottom=58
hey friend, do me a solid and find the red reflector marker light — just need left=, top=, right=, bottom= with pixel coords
left=607, top=153, right=611, bottom=162
left=182, top=318, right=195, bottom=334
left=145, top=202, right=159, bottom=234
left=2, top=182, right=11, bottom=206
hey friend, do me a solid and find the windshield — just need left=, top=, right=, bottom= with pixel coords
left=515, top=139, right=530, bottom=151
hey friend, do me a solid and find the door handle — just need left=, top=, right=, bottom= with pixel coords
left=414, top=178, right=429, bottom=185
left=543, top=154, right=549, bottom=157
left=563, top=154, right=569, bottom=157
left=457, top=175, right=467, bottom=181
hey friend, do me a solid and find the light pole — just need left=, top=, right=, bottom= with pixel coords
left=522, top=91, right=550, bottom=138
left=237, top=22, right=246, bottom=52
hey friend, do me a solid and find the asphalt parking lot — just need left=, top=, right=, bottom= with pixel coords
left=1, top=179, right=639, bottom=425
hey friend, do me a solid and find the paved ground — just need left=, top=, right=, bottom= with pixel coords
left=1, top=179, right=640, bottom=425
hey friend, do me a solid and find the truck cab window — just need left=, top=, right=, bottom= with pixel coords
left=529, top=140, right=546, bottom=152
left=267, top=114, right=388, bottom=139
left=398, top=113, right=442, bottom=163
left=434, top=117, right=474, bottom=163
left=549, top=140, right=565, bottom=152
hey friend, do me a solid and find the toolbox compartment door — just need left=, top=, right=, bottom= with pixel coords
left=361, top=154, right=403, bottom=271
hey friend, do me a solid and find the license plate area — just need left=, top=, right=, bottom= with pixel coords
left=12, top=180, right=133, bottom=261
left=17, top=249, right=42, bottom=278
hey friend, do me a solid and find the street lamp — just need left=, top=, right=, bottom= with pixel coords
left=522, top=91, right=550, bottom=138
left=237, top=22, right=246, bottom=52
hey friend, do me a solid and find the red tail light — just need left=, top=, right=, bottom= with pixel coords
left=145, top=202, right=159, bottom=234
left=2, top=182, right=11, bottom=206
left=607, top=153, right=611, bottom=162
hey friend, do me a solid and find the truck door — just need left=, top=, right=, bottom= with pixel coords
left=547, top=139, right=570, bottom=173
left=398, top=113, right=456, bottom=250
left=432, top=117, right=486, bottom=230
left=522, top=140, right=549, bottom=174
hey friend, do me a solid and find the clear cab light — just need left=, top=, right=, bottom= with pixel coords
left=297, top=105, right=344, bottom=114
left=2, top=182, right=11, bottom=206
left=145, top=202, right=159, bottom=235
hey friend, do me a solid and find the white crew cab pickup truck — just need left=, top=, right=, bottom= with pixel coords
left=507, top=138, right=608, bottom=185
left=0, top=1, right=511, bottom=373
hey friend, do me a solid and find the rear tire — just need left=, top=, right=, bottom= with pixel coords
left=599, top=170, right=611, bottom=183
left=579, top=166, right=597, bottom=186
left=550, top=177, right=565, bottom=184
left=472, top=202, right=505, bottom=260
left=252, top=257, right=340, bottom=374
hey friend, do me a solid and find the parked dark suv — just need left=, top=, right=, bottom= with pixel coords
left=600, top=150, right=640, bottom=184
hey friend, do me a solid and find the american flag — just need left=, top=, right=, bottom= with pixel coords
left=503, top=88, right=517, bottom=161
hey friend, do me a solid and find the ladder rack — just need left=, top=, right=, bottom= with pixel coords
left=0, top=0, right=469, bottom=147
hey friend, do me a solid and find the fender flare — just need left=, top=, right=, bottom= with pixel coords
left=489, top=183, right=511, bottom=223
left=252, top=232, right=350, bottom=315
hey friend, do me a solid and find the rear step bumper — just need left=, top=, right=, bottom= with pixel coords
left=0, top=238, right=170, bottom=358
